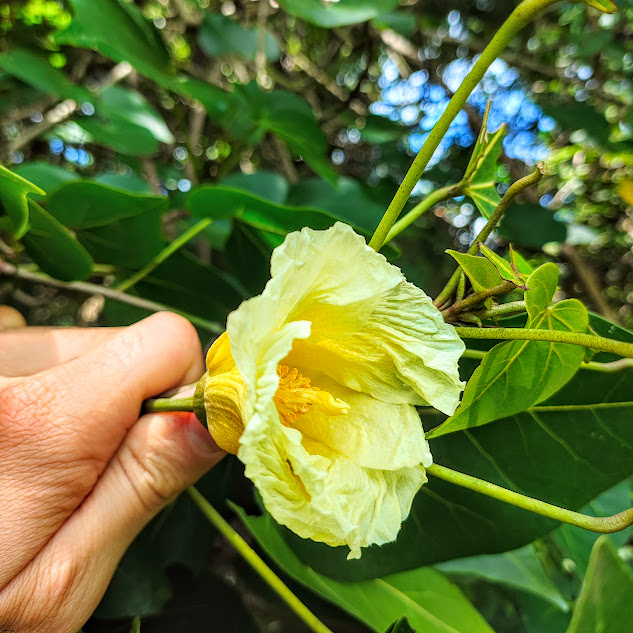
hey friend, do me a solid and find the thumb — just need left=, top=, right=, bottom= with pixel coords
left=0, top=413, right=224, bottom=632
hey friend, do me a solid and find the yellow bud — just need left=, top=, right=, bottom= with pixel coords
left=201, top=332, right=247, bottom=455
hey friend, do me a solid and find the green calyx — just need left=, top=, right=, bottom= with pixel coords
left=193, top=371, right=208, bottom=429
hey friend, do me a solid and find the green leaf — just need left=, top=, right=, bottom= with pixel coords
left=509, top=245, right=534, bottom=277
left=78, top=208, right=165, bottom=269
left=371, top=12, right=417, bottom=36
left=446, top=250, right=505, bottom=292
left=0, top=163, right=44, bottom=237
left=479, top=243, right=527, bottom=287
left=130, top=251, right=244, bottom=324
left=384, top=616, right=417, bottom=633
left=198, top=13, right=281, bottom=61
left=188, top=185, right=376, bottom=238
left=55, top=0, right=170, bottom=78
left=0, top=48, right=91, bottom=102
left=78, top=116, right=161, bottom=156
left=429, top=263, right=588, bottom=436
left=357, top=115, right=406, bottom=144
left=72, top=85, right=173, bottom=156
left=234, top=504, right=495, bottom=633
left=277, top=0, right=400, bottom=27
left=46, top=181, right=168, bottom=229
left=499, top=202, right=567, bottom=249
left=286, top=177, right=387, bottom=233
left=565, top=537, right=633, bottom=633
left=463, top=102, right=506, bottom=219
left=436, top=544, right=569, bottom=611
left=221, top=171, right=289, bottom=204
left=13, top=161, right=80, bottom=197
left=236, top=84, right=336, bottom=183
left=22, top=199, right=94, bottom=281
left=553, top=479, right=633, bottom=577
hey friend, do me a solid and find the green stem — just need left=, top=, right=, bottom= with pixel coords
left=455, top=272, right=466, bottom=303
left=368, top=0, right=563, bottom=251
left=461, top=348, right=633, bottom=372
left=115, top=218, right=213, bottom=293
left=144, top=397, right=194, bottom=413
left=475, top=300, right=527, bottom=320
left=384, top=184, right=460, bottom=243
left=433, top=167, right=543, bottom=307
left=426, top=463, right=633, bottom=533
left=442, top=281, right=516, bottom=320
left=457, top=326, right=633, bottom=358
left=186, top=487, right=334, bottom=633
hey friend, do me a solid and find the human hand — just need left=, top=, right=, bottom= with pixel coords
left=0, top=313, right=224, bottom=632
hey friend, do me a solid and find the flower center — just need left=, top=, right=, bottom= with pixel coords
left=274, top=365, right=349, bottom=426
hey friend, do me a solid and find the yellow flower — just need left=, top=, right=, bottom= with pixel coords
left=201, top=223, right=465, bottom=559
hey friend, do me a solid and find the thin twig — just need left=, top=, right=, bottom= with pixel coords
left=0, top=260, right=223, bottom=333
left=442, top=281, right=516, bottom=320
left=433, top=166, right=544, bottom=307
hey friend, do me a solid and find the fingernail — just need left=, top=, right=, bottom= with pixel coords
left=187, top=416, right=222, bottom=457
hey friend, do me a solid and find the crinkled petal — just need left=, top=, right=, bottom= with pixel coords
left=288, top=281, right=465, bottom=414
left=290, top=372, right=432, bottom=470
left=238, top=394, right=427, bottom=559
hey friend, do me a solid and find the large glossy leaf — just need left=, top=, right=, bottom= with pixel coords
left=436, top=544, right=568, bottom=611
left=77, top=208, right=165, bottom=269
left=79, top=85, right=174, bottom=155
left=280, top=319, right=633, bottom=579
left=22, top=200, right=94, bottom=281
left=0, top=48, right=91, bottom=102
left=234, top=505, right=495, bottom=633
left=277, top=0, right=400, bottom=27
left=55, top=0, right=170, bottom=78
left=131, top=251, right=244, bottom=324
left=236, top=84, right=336, bottom=182
left=46, top=181, right=168, bottom=229
left=565, top=536, right=633, bottom=633
left=198, top=13, right=280, bottom=61
left=500, top=202, right=567, bottom=248
left=0, top=163, right=44, bottom=237
left=429, top=263, right=588, bottom=436
left=188, top=185, right=377, bottom=238
left=552, top=479, right=633, bottom=577
left=13, top=162, right=80, bottom=197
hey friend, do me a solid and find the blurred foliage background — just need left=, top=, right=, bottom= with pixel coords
left=2, top=0, right=633, bottom=632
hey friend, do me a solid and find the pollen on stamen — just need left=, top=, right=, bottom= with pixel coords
left=274, top=365, right=349, bottom=426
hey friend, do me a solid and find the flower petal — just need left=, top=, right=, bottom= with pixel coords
left=289, top=281, right=465, bottom=415
left=238, top=395, right=427, bottom=559
left=291, top=372, right=432, bottom=470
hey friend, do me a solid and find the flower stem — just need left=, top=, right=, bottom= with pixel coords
left=143, top=397, right=194, bottom=413
left=384, top=184, right=461, bottom=243
left=368, top=0, right=563, bottom=251
left=115, top=218, right=213, bottom=293
left=426, top=462, right=633, bottom=533
left=186, top=487, right=334, bottom=633
left=456, top=326, right=633, bottom=358
left=433, top=167, right=543, bottom=307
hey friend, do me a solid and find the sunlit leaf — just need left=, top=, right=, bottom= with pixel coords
left=429, top=263, right=588, bottom=436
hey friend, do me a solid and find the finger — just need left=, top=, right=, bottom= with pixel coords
left=0, top=413, right=224, bottom=632
left=0, top=312, right=205, bottom=587
left=0, top=327, right=123, bottom=377
left=0, top=306, right=26, bottom=331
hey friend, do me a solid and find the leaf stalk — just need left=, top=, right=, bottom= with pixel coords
left=186, top=487, right=334, bottom=633
left=426, top=462, right=633, bottom=534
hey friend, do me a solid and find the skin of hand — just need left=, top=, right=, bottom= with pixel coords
left=0, top=312, right=225, bottom=632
